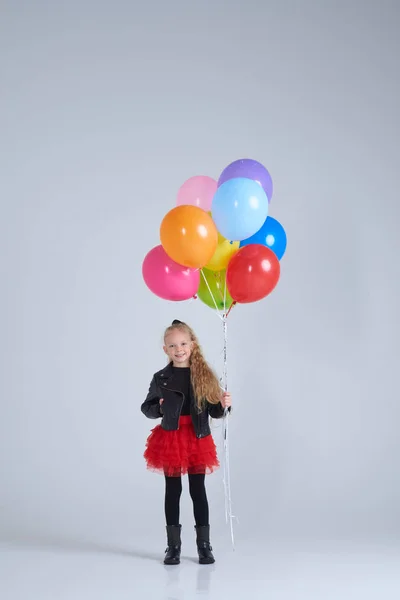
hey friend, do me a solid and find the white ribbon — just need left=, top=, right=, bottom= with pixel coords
left=221, top=314, right=236, bottom=549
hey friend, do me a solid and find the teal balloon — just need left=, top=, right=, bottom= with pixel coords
left=240, top=216, right=287, bottom=260
left=211, top=177, right=269, bottom=241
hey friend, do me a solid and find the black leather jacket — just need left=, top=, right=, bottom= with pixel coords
left=141, top=363, right=225, bottom=439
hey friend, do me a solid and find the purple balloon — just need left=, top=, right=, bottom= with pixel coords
left=218, top=159, right=273, bottom=202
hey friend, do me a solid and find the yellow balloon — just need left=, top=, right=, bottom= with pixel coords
left=205, top=233, right=240, bottom=271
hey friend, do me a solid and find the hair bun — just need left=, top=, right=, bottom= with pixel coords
left=172, top=319, right=183, bottom=325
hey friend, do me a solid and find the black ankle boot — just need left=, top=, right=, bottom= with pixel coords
left=195, top=525, right=215, bottom=564
left=164, top=525, right=182, bottom=565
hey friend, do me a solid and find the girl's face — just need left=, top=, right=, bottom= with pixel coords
left=163, top=328, right=193, bottom=367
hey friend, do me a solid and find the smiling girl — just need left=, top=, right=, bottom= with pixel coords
left=141, top=319, right=232, bottom=566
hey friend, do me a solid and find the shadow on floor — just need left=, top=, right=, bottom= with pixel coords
left=0, top=531, right=166, bottom=563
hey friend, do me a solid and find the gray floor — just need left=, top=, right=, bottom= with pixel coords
left=1, top=535, right=400, bottom=599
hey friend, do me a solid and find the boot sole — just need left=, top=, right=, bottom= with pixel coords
left=199, top=557, right=215, bottom=565
left=164, top=556, right=181, bottom=565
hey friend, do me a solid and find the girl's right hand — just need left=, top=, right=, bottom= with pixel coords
left=159, top=398, right=164, bottom=406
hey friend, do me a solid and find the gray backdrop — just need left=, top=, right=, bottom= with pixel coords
left=1, top=0, right=399, bottom=553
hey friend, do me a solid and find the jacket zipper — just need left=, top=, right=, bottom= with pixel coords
left=161, top=384, right=185, bottom=430
left=160, top=381, right=205, bottom=438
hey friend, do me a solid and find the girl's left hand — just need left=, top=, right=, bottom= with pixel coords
left=221, top=391, right=232, bottom=409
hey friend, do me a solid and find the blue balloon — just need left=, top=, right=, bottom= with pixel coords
left=240, top=216, right=287, bottom=260
left=211, top=177, right=269, bottom=241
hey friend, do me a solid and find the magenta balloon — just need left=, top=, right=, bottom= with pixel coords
left=142, top=245, right=200, bottom=301
left=176, top=175, right=217, bottom=211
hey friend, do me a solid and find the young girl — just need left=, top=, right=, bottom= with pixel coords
left=141, top=319, right=232, bottom=566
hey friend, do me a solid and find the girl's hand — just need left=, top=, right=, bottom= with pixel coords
left=159, top=399, right=164, bottom=406
left=221, top=392, right=232, bottom=409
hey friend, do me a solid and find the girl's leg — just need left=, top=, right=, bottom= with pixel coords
left=188, top=473, right=209, bottom=526
left=164, top=475, right=183, bottom=525
left=188, top=473, right=215, bottom=564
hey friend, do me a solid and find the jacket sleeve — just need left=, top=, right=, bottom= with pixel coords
left=141, top=376, right=163, bottom=419
left=208, top=401, right=229, bottom=419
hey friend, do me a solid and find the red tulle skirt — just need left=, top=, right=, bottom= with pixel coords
left=144, top=415, right=219, bottom=477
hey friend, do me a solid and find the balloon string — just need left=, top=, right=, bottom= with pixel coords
left=200, top=270, right=224, bottom=320
left=212, top=271, right=226, bottom=304
left=223, top=270, right=227, bottom=313
left=221, top=313, right=236, bottom=549
left=222, top=314, right=228, bottom=391
left=200, top=271, right=235, bottom=546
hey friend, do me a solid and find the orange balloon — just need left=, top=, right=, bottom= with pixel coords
left=160, top=206, right=218, bottom=269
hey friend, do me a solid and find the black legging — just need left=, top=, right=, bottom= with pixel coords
left=165, top=474, right=209, bottom=526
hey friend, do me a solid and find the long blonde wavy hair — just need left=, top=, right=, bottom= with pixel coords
left=164, top=321, right=222, bottom=410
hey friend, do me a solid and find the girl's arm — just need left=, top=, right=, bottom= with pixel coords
left=208, top=392, right=232, bottom=418
left=208, top=401, right=225, bottom=419
left=141, top=376, right=163, bottom=419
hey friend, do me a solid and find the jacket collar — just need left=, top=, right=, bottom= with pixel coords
left=157, top=362, right=192, bottom=384
left=157, top=362, right=196, bottom=403
left=158, top=362, right=174, bottom=379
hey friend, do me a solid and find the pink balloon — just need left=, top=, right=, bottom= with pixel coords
left=142, top=245, right=200, bottom=301
left=176, top=176, right=217, bottom=211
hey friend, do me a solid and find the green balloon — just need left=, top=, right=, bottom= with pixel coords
left=198, top=268, right=233, bottom=310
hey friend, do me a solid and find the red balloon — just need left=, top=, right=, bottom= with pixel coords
left=227, top=244, right=280, bottom=303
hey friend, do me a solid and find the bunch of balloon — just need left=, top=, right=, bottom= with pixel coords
left=142, top=160, right=287, bottom=311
